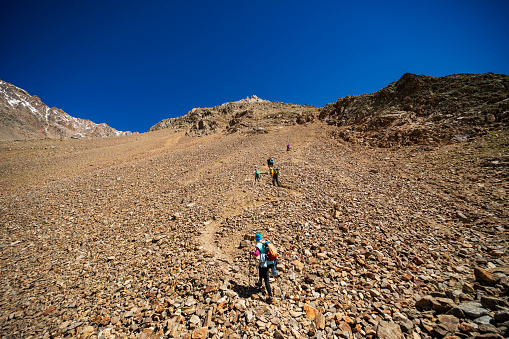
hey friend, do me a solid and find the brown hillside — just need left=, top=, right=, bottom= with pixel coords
left=0, top=80, right=128, bottom=140
left=149, top=95, right=318, bottom=136
left=0, top=121, right=507, bottom=338
left=320, top=73, right=509, bottom=147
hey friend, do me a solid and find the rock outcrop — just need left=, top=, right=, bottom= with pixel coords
left=149, top=96, right=318, bottom=135
left=319, top=73, right=509, bottom=147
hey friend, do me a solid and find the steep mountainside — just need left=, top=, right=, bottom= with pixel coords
left=320, top=73, right=509, bottom=147
left=151, top=74, right=509, bottom=149
left=0, top=123, right=507, bottom=338
left=0, top=80, right=129, bottom=140
left=149, top=95, right=318, bottom=135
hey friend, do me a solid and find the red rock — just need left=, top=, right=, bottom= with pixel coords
left=473, top=334, right=504, bottom=339
left=458, top=322, right=475, bottom=332
left=474, top=267, right=501, bottom=286
left=412, top=256, right=425, bottom=265
left=192, top=327, right=208, bottom=339
left=401, top=273, right=413, bottom=281
left=303, top=304, right=318, bottom=320
left=43, top=306, right=55, bottom=316
left=204, top=286, right=215, bottom=293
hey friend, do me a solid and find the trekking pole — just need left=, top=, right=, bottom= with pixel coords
left=277, top=275, right=284, bottom=299
left=248, top=254, right=252, bottom=286
left=275, top=260, right=285, bottom=300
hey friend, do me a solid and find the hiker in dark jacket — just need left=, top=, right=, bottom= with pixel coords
left=272, top=168, right=281, bottom=187
left=267, top=157, right=274, bottom=169
left=250, top=233, right=274, bottom=302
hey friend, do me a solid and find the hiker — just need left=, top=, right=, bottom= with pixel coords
left=287, top=144, right=290, bottom=151
left=272, top=168, right=281, bottom=187
left=267, top=157, right=274, bottom=169
left=254, top=168, right=260, bottom=182
left=249, top=234, right=274, bottom=302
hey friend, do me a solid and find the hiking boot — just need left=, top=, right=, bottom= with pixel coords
left=267, top=296, right=274, bottom=304
left=255, top=281, right=262, bottom=287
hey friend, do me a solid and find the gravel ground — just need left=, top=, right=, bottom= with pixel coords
left=0, top=123, right=507, bottom=339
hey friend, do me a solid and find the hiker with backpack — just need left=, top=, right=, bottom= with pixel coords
left=267, top=157, right=274, bottom=169
left=272, top=168, right=281, bottom=187
left=254, top=168, right=260, bottom=182
left=249, top=233, right=276, bottom=303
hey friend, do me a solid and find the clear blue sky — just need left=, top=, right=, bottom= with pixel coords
left=1, top=0, right=508, bottom=133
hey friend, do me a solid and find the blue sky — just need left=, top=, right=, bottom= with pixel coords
left=1, top=0, right=508, bottom=133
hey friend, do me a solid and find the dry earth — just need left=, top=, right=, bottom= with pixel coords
left=0, top=122, right=508, bottom=339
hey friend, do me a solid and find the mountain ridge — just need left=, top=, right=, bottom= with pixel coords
left=319, top=72, right=509, bottom=147
left=0, top=80, right=130, bottom=140
left=150, top=72, right=509, bottom=147
left=149, top=95, right=318, bottom=136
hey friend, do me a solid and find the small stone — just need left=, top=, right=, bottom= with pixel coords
left=415, top=295, right=435, bottom=309
left=189, top=314, right=200, bottom=327
left=274, top=329, right=284, bottom=339
left=192, top=327, right=208, bottom=339
left=304, top=304, right=318, bottom=320
left=474, top=315, right=493, bottom=325
left=100, top=315, right=111, bottom=325
left=412, top=256, right=425, bottom=265
left=401, top=273, right=413, bottom=281
left=474, top=267, right=501, bottom=286
left=480, top=296, right=508, bottom=311
left=450, top=302, right=489, bottom=319
left=43, top=306, right=56, bottom=316
left=377, top=321, right=403, bottom=339
left=433, top=297, right=456, bottom=312
left=80, top=325, right=95, bottom=338
left=314, top=312, right=325, bottom=330
left=457, top=212, right=470, bottom=222
left=204, top=286, right=215, bottom=294
left=458, top=322, right=477, bottom=332
left=494, top=310, right=509, bottom=322
left=437, top=314, right=459, bottom=333
left=292, top=260, right=305, bottom=271
left=473, top=334, right=504, bottom=339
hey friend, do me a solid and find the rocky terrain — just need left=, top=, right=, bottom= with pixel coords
left=0, top=116, right=508, bottom=339
left=0, top=80, right=129, bottom=140
left=149, top=95, right=318, bottom=136
left=319, top=73, right=509, bottom=148
left=150, top=74, right=509, bottom=152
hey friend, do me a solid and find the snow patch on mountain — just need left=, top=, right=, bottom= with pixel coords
left=0, top=79, right=130, bottom=140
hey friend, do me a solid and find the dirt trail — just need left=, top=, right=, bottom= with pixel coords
left=196, top=124, right=326, bottom=260
left=198, top=189, right=272, bottom=260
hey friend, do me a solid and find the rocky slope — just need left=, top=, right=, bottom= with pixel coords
left=149, top=95, right=318, bottom=136
left=0, top=120, right=507, bottom=338
left=0, top=80, right=129, bottom=140
left=319, top=73, right=509, bottom=147
left=150, top=74, right=509, bottom=151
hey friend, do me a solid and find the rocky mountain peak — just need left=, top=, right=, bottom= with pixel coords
left=149, top=96, right=317, bottom=136
left=0, top=80, right=130, bottom=140
left=150, top=73, right=508, bottom=148
left=233, top=95, right=270, bottom=104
